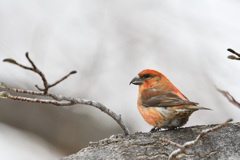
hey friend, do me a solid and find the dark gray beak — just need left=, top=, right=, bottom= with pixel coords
left=129, top=76, right=143, bottom=85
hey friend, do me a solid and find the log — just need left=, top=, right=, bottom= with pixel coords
left=62, top=122, right=240, bottom=160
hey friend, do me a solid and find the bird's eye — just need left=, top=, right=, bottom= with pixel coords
left=142, top=74, right=150, bottom=79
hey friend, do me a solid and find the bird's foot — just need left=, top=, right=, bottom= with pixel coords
left=167, top=127, right=179, bottom=130
left=150, top=126, right=162, bottom=133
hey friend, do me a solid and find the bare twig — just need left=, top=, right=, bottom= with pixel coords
left=227, top=48, right=240, bottom=60
left=1, top=53, right=131, bottom=135
left=159, top=119, right=232, bottom=160
left=215, top=48, right=240, bottom=109
left=1, top=52, right=131, bottom=137
left=216, top=87, right=240, bottom=109
left=48, top=71, right=77, bottom=88
left=0, top=87, right=130, bottom=135
left=3, top=53, right=76, bottom=94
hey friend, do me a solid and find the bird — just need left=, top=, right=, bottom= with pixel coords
left=130, top=69, right=210, bottom=132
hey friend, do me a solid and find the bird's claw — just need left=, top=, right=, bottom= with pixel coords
left=150, top=126, right=161, bottom=133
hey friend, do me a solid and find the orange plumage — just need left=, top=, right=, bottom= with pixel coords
left=130, top=69, right=210, bottom=132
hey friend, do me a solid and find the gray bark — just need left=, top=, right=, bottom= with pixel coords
left=62, top=122, right=240, bottom=160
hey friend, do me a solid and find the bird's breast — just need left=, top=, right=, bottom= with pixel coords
left=137, top=105, right=163, bottom=127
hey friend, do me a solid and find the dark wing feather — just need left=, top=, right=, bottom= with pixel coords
left=142, top=92, right=198, bottom=107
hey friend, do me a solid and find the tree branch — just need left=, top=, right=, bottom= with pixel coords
left=216, top=87, right=240, bottom=109
left=227, top=48, right=240, bottom=60
left=1, top=53, right=131, bottom=135
left=3, top=53, right=76, bottom=94
left=214, top=48, right=240, bottom=109
left=159, top=119, right=232, bottom=160
left=48, top=71, right=77, bottom=88
left=0, top=85, right=130, bottom=135
left=62, top=122, right=239, bottom=160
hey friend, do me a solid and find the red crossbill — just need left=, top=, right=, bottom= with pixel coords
left=130, top=69, right=210, bottom=132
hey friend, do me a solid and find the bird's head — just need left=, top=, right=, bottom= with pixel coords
left=130, top=69, right=166, bottom=89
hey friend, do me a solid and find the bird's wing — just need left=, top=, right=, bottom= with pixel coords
left=141, top=90, right=198, bottom=107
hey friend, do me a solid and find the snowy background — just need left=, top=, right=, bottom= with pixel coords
left=0, top=0, right=240, bottom=159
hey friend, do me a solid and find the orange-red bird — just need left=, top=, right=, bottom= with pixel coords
left=130, top=69, right=210, bottom=132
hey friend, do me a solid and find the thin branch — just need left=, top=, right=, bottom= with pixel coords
left=35, top=70, right=77, bottom=92
left=0, top=83, right=131, bottom=135
left=2, top=53, right=130, bottom=135
left=216, top=87, right=240, bottom=109
left=25, top=52, right=37, bottom=69
left=48, top=71, right=77, bottom=89
left=0, top=82, right=44, bottom=96
left=215, top=48, right=240, bottom=109
left=227, top=48, right=240, bottom=60
left=3, top=57, right=33, bottom=70
left=23, top=52, right=49, bottom=90
left=159, top=119, right=232, bottom=160
left=3, top=53, right=76, bottom=94
left=35, top=85, right=45, bottom=92
left=0, top=91, right=73, bottom=105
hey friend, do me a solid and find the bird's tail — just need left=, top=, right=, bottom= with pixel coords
left=195, top=106, right=211, bottom=110
left=175, top=106, right=211, bottom=112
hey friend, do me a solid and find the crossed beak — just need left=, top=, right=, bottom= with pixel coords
left=129, top=76, right=143, bottom=85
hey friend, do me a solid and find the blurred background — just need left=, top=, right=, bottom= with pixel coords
left=0, top=0, right=240, bottom=159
